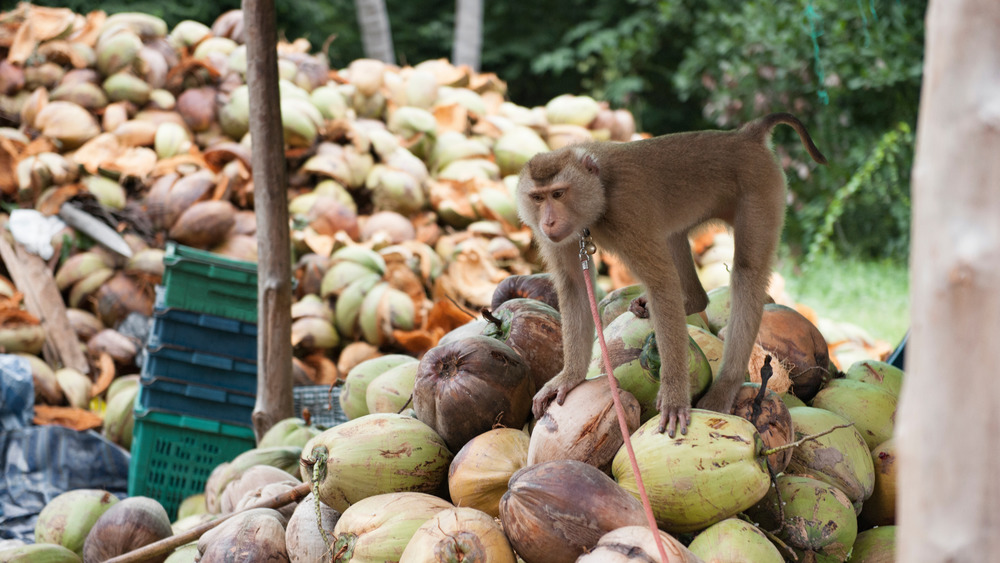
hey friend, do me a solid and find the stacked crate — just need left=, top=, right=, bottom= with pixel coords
left=128, top=242, right=259, bottom=519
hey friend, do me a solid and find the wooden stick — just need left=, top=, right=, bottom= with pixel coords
left=104, top=482, right=312, bottom=563
left=0, top=231, right=90, bottom=374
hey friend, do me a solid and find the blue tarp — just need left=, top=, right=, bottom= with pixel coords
left=0, top=355, right=130, bottom=542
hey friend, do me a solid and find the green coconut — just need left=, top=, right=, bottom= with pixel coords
left=399, top=507, right=516, bottom=563
left=596, top=284, right=644, bottom=326
left=365, top=361, right=418, bottom=414
left=612, top=410, right=771, bottom=533
left=745, top=474, right=858, bottom=560
left=844, top=359, right=904, bottom=397
left=494, top=126, right=549, bottom=177
left=0, top=543, right=82, bottom=562
left=786, top=406, right=875, bottom=510
left=587, top=309, right=712, bottom=422
left=687, top=324, right=724, bottom=379
left=102, top=383, right=138, bottom=449
left=687, top=518, right=784, bottom=563
left=704, top=285, right=731, bottom=334
left=860, top=438, right=897, bottom=528
left=256, top=417, right=321, bottom=449
left=851, top=525, right=896, bottom=562
left=300, top=413, right=453, bottom=512
left=34, top=489, right=119, bottom=556
left=339, top=354, right=419, bottom=420
left=331, top=492, right=454, bottom=562
left=812, top=379, right=897, bottom=450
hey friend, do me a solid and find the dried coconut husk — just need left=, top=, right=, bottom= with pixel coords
left=433, top=238, right=509, bottom=310
left=33, top=405, right=103, bottom=430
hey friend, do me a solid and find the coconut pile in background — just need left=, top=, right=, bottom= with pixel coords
left=0, top=4, right=898, bottom=563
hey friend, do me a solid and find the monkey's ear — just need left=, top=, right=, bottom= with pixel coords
left=581, top=153, right=599, bottom=176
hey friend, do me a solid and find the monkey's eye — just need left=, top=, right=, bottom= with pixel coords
left=552, top=190, right=565, bottom=200
left=530, top=194, right=545, bottom=202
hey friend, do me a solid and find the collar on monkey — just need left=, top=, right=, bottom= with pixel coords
left=579, top=228, right=596, bottom=269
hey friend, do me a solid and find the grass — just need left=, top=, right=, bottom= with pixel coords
left=774, top=248, right=910, bottom=347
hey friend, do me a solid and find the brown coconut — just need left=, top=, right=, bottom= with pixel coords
left=755, top=304, right=831, bottom=401
left=82, top=496, right=173, bottom=563
left=499, top=460, right=648, bottom=563
left=413, top=335, right=533, bottom=452
left=448, top=428, right=529, bottom=518
left=527, top=376, right=641, bottom=474
left=169, top=199, right=237, bottom=249
left=198, top=508, right=288, bottom=562
left=730, top=382, right=794, bottom=474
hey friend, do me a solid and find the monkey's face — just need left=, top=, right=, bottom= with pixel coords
left=516, top=149, right=605, bottom=246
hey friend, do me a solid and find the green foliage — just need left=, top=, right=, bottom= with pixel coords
left=806, top=121, right=913, bottom=260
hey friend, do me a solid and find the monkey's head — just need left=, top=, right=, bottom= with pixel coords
left=516, top=147, right=606, bottom=245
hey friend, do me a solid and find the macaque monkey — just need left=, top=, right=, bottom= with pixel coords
left=517, top=112, right=827, bottom=437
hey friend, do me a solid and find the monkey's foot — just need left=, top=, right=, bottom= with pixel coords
left=531, top=376, right=583, bottom=420
left=696, top=383, right=739, bottom=415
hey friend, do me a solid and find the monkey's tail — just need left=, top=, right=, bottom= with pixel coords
left=744, top=112, right=828, bottom=165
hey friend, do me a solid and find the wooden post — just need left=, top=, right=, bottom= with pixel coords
left=243, top=0, right=294, bottom=440
left=897, top=0, right=1000, bottom=559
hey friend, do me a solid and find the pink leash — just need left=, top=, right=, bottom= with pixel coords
left=579, top=230, right=676, bottom=561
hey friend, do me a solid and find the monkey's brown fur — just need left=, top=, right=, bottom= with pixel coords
left=517, top=112, right=827, bottom=436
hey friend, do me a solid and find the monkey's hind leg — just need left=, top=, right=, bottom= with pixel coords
left=696, top=188, right=783, bottom=414
left=669, top=231, right=709, bottom=315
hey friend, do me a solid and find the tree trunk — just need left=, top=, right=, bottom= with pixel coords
left=897, top=0, right=1000, bottom=560
left=355, top=0, right=395, bottom=64
left=243, top=0, right=294, bottom=440
left=452, top=0, right=483, bottom=71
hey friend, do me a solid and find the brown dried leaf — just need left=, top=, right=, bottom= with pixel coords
left=7, top=6, right=77, bottom=65
left=108, top=147, right=158, bottom=178
left=391, top=327, right=442, bottom=356
left=151, top=152, right=210, bottom=176
left=33, top=404, right=103, bottom=431
left=300, top=351, right=339, bottom=385
left=0, top=137, right=23, bottom=196
left=0, top=307, right=41, bottom=327
left=71, top=133, right=122, bottom=175
left=66, top=10, right=107, bottom=47
left=433, top=102, right=468, bottom=134
left=302, top=230, right=335, bottom=257
left=36, top=184, right=84, bottom=215
left=427, top=297, right=475, bottom=333
left=89, top=352, right=116, bottom=398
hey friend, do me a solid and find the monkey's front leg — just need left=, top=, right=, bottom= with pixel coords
left=532, top=244, right=595, bottom=419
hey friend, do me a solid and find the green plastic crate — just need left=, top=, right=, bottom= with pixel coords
left=161, top=242, right=258, bottom=323
left=128, top=408, right=255, bottom=519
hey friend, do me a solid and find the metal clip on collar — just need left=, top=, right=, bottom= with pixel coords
left=579, top=228, right=596, bottom=269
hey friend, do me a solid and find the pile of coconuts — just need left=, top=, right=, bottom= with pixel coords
left=18, top=275, right=899, bottom=562
left=0, top=4, right=899, bottom=562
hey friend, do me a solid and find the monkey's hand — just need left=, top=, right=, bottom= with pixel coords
left=532, top=373, right=584, bottom=420
left=655, top=385, right=691, bottom=438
